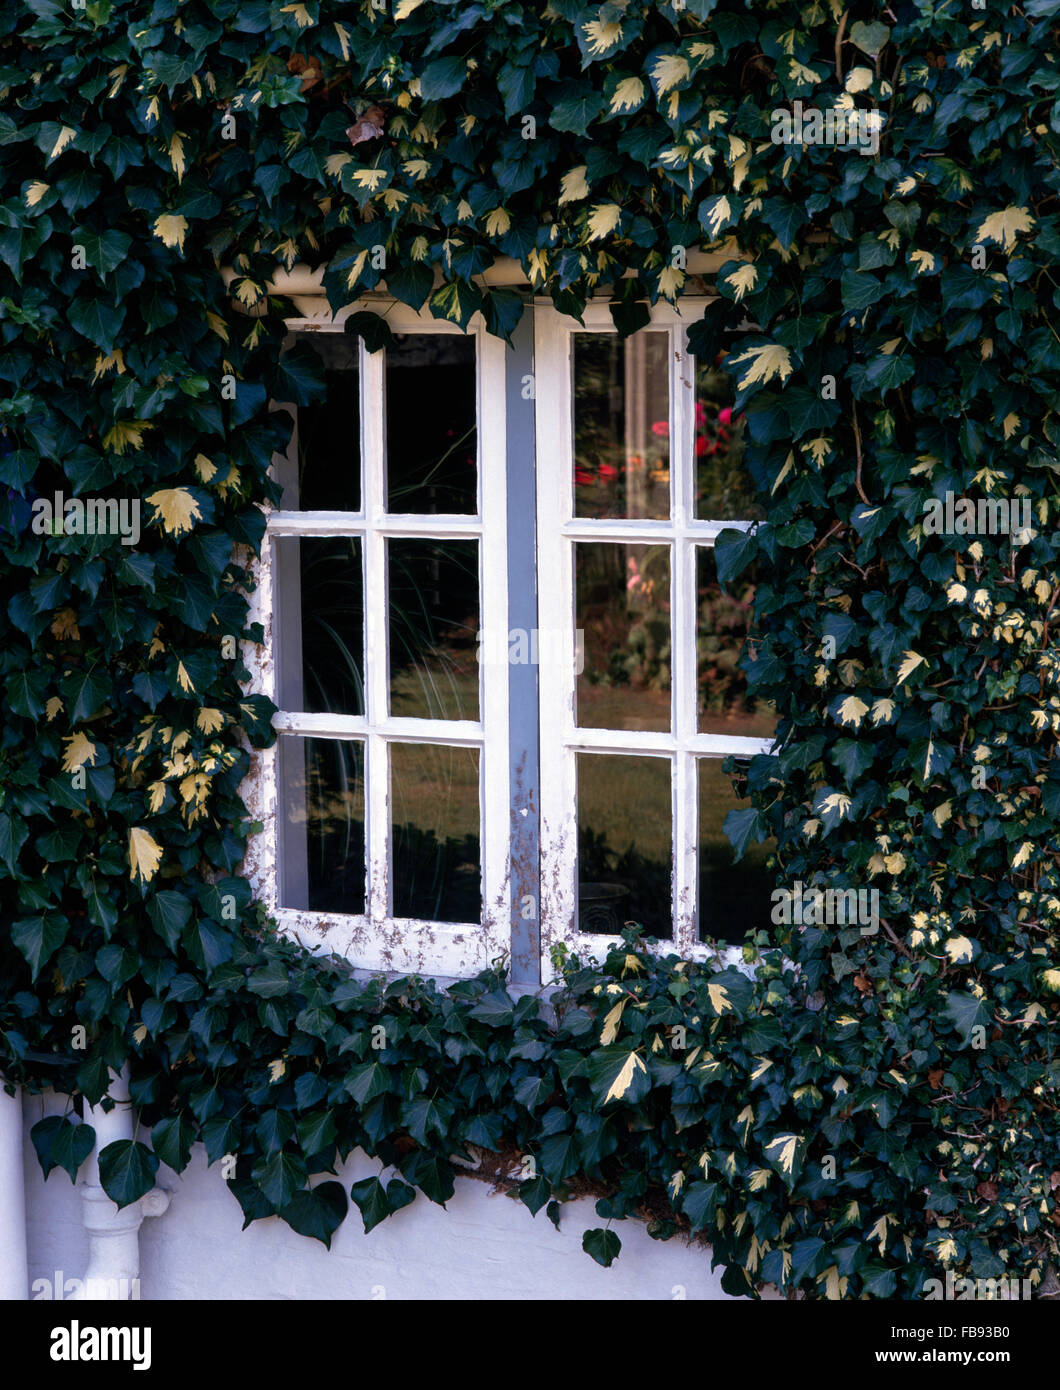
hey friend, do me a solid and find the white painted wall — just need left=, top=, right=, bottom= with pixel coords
left=22, top=1090, right=759, bottom=1301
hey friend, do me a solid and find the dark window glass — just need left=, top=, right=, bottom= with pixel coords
left=291, top=334, right=360, bottom=511
left=388, top=539, right=479, bottom=721
left=279, top=736, right=366, bottom=915
left=573, top=332, right=670, bottom=519
left=696, top=546, right=777, bottom=738
left=391, top=742, right=480, bottom=922
left=386, top=334, right=477, bottom=514
left=277, top=537, right=364, bottom=717
left=693, top=358, right=761, bottom=521
left=698, top=758, right=775, bottom=944
left=576, top=541, right=671, bottom=732
left=577, top=752, right=672, bottom=938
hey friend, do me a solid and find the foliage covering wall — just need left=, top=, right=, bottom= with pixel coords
left=1, top=0, right=1058, bottom=1299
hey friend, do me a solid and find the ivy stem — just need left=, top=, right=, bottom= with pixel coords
left=852, top=406, right=870, bottom=505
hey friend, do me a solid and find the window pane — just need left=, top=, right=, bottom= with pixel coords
left=696, top=545, right=777, bottom=738
left=573, top=332, right=670, bottom=519
left=577, top=753, right=672, bottom=938
left=291, top=333, right=360, bottom=511
left=693, top=357, right=762, bottom=521
left=386, top=334, right=477, bottom=514
left=279, top=736, right=366, bottom=915
left=698, top=759, right=774, bottom=944
left=277, top=537, right=364, bottom=716
left=576, top=541, right=671, bottom=732
left=388, top=540, right=479, bottom=721
left=391, top=742, right=480, bottom=922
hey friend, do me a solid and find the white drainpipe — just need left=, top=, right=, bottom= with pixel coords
left=0, top=1083, right=29, bottom=1301
left=70, top=1067, right=170, bottom=1301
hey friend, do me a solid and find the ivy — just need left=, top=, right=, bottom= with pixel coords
left=1, top=0, right=1059, bottom=1301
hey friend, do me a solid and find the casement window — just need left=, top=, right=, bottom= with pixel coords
left=245, top=296, right=777, bottom=984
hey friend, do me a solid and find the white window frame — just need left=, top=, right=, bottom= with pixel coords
left=534, top=299, right=775, bottom=983
left=243, top=299, right=511, bottom=977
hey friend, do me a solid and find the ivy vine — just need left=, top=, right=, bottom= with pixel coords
left=1, top=0, right=1059, bottom=1299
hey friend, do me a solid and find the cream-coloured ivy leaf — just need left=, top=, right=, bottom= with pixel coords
left=845, top=66, right=874, bottom=92
left=726, top=262, right=758, bottom=302
left=819, top=791, right=852, bottom=821
left=707, top=982, right=732, bottom=1014
left=324, top=153, right=353, bottom=178
left=394, top=0, right=423, bottom=17
left=909, top=249, right=935, bottom=274
left=820, top=1266, right=847, bottom=1300
left=581, top=18, right=623, bottom=56
left=559, top=166, right=589, bottom=204
left=92, top=350, right=126, bottom=382
left=604, top=1050, right=647, bottom=1104
left=50, top=126, right=77, bottom=159
left=730, top=342, right=793, bottom=391
left=896, top=650, right=926, bottom=686
left=168, top=133, right=186, bottom=183
left=658, top=265, right=684, bottom=299
left=884, top=852, right=906, bottom=875
left=748, top=1168, right=771, bottom=1192
left=153, top=214, right=189, bottom=253
left=600, top=999, right=627, bottom=1046
left=1002, top=412, right=1021, bottom=440
left=975, top=206, right=1035, bottom=253
left=102, top=420, right=151, bottom=455
left=45, top=696, right=63, bottom=722
left=128, top=826, right=163, bottom=884
left=802, top=818, right=821, bottom=839
left=868, top=1213, right=896, bottom=1257
left=764, top=1133, right=803, bottom=1176
left=651, top=53, right=690, bottom=95
left=871, top=698, right=896, bottom=725
left=146, top=487, right=202, bottom=538
left=895, top=176, right=917, bottom=196
left=484, top=208, right=510, bottom=238
left=945, top=581, right=967, bottom=604
left=944, top=935, right=976, bottom=964
left=194, top=453, right=217, bottom=483
left=351, top=168, right=386, bottom=191
left=1012, top=841, right=1034, bottom=869
left=268, top=1058, right=286, bottom=1083
left=61, top=731, right=98, bottom=773
left=146, top=781, right=166, bottom=814
left=25, top=181, right=49, bottom=207
left=403, top=158, right=430, bottom=181
left=176, top=661, right=195, bottom=694
left=933, top=800, right=952, bottom=828
left=836, top=695, right=869, bottom=728
left=751, top=1057, right=773, bottom=1081
left=701, top=194, right=734, bottom=240
left=608, top=75, right=645, bottom=115
left=586, top=203, right=622, bottom=240
left=1041, top=969, right=1060, bottom=995
left=279, top=3, right=314, bottom=27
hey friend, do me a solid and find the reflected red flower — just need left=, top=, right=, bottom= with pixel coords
left=650, top=420, right=669, bottom=437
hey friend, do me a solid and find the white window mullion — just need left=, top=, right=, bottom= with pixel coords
left=673, top=325, right=698, bottom=955
left=361, top=338, right=390, bottom=924
left=477, top=327, right=510, bottom=945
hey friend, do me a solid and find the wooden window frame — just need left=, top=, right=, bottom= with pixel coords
left=245, top=299, right=511, bottom=977
left=534, top=299, right=774, bottom=983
